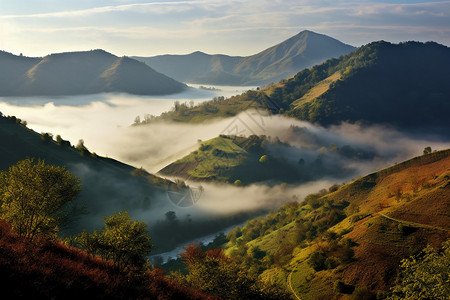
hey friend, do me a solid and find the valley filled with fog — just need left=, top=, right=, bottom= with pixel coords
left=2, top=85, right=450, bottom=256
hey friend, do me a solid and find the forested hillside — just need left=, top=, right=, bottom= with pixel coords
left=139, top=41, right=450, bottom=137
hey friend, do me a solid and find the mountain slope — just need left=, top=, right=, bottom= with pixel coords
left=0, top=114, right=169, bottom=233
left=234, top=30, right=355, bottom=85
left=135, top=51, right=244, bottom=85
left=0, top=114, right=271, bottom=254
left=0, top=50, right=187, bottom=96
left=158, top=134, right=370, bottom=185
left=134, top=31, right=355, bottom=85
left=141, top=41, right=450, bottom=137
left=0, top=219, right=212, bottom=299
left=223, top=149, right=450, bottom=299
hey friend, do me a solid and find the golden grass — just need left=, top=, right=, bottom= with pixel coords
left=291, top=72, right=341, bottom=108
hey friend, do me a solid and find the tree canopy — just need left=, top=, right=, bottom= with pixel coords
left=389, top=240, right=450, bottom=299
left=0, top=158, right=81, bottom=240
left=76, top=211, right=153, bottom=269
left=174, top=243, right=290, bottom=300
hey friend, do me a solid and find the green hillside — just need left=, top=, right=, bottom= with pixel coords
left=158, top=134, right=363, bottom=185
left=140, top=41, right=450, bottom=136
left=220, top=149, right=450, bottom=299
left=0, top=114, right=276, bottom=254
left=0, top=113, right=169, bottom=231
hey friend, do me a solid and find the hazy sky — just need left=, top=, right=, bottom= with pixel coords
left=1, top=0, right=449, bottom=57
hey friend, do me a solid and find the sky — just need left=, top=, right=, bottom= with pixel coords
left=0, top=0, right=449, bottom=57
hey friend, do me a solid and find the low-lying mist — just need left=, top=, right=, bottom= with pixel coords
left=2, top=90, right=450, bottom=254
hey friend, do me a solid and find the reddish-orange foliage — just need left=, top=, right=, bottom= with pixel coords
left=180, top=243, right=229, bottom=266
left=0, top=220, right=215, bottom=299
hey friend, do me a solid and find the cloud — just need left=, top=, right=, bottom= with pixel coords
left=2, top=0, right=450, bottom=57
left=0, top=1, right=204, bottom=19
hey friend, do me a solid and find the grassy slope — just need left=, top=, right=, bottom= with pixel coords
left=224, top=149, right=450, bottom=299
left=0, top=219, right=212, bottom=299
left=290, top=71, right=341, bottom=108
left=158, top=135, right=306, bottom=185
left=161, top=136, right=247, bottom=180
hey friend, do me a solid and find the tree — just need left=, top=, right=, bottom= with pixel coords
left=76, top=139, right=90, bottom=156
left=234, top=179, right=242, bottom=186
left=76, top=211, right=153, bottom=269
left=178, top=243, right=290, bottom=300
left=423, top=146, right=432, bottom=155
left=389, top=240, right=450, bottom=299
left=0, top=159, right=81, bottom=240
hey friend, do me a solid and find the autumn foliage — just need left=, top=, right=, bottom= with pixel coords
left=0, top=220, right=213, bottom=299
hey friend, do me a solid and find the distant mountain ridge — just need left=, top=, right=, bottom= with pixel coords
left=0, top=49, right=187, bottom=96
left=134, top=30, right=356, bottom=86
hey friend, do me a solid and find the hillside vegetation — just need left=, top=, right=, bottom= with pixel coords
left=134, top=30, right=355, bottom=86
left=0, top=219, right=212, bottom=299
left=0, top=113, right=169, bottom=230
left=139, top=41, right=450, bottom=136
left=158, top=134, right=367, bottom=185
left=219, top=149, right=450, bottom=299
left=0, top=114, right=276, bottom=254
left=0, top=49, right=186, bottom=96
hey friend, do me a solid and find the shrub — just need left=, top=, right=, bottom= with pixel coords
left=259, top=155, right=269, bottom=163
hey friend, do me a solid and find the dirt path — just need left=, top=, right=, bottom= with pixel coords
left=379, top=213, right=450, bottom=232
left=287, top=264, right=302, bottom=300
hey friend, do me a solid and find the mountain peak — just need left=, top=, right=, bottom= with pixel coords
left=189, top=51, right=208, bottom=57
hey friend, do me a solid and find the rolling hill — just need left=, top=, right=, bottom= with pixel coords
left=134, top=30, right=355, bottom=86
left=158, top=134, right=372, bottom=185
left=0, top=49, right=187, bottom=96
left=141, top=40, right=450, bottom=137
left=221, top=149, right=450, bottom=299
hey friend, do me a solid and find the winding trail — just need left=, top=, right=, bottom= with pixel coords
left=379, top=213, right=450, bottom=232
left=286, top=213, right=450, bottom=299
left=287, top=263, right=302, bottom=300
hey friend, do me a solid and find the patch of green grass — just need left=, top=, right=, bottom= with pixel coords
left=173, top=136, right=247, bottom=179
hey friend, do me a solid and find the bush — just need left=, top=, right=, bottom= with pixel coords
left=325, top=256, right=340, bottom=269
left=334, top=280, right=355, bottom=294
left=308, top=251, right=327, bottom=271
left=351, top=286, right=371, bottom=300
left=259, top=155, right=269, bottom=163
left=398, top=224, right=416, bottom=235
